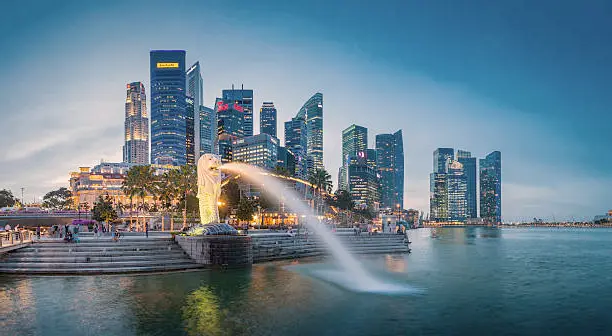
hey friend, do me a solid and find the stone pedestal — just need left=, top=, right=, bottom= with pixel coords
left=175, top=235, right=252, bottom=268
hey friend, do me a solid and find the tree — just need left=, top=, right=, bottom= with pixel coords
left=122, top=165, right=156, bottom=230
left=334, top=190, right=354, bottom=211
left=170, top=165, right=196, bottom=229
left=156, top=171, right=178, bottom=231
left=236, top=198, right=255, bottom=223
left=0, top=189, right=17, bottom=208
left=91, top=194, right=118, bottom=223
left=273, top=166, right=291, bottom=177
left=42, top=187, right=73, bottom=210
left=308, top=168, right=333, bottom=215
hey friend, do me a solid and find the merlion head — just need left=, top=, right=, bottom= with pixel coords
left=198, top=154, right=222, bottom=178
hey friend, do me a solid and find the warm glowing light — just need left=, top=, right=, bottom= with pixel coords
left=156, top=62, right=179, bottom=68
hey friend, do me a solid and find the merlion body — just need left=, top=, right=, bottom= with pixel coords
left=197, top=154, right=222, bottom=225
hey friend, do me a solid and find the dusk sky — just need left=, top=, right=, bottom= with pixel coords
left=1, top=0, right=610, bottom=221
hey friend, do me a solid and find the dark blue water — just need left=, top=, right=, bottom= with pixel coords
left=2, top=228, right=611, bottom=335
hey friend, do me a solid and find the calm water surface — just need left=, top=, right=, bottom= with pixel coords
left=2, top=228, right=611, bottom=335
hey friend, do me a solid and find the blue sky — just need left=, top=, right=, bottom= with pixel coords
left=0, top=0, right=610, bottom=221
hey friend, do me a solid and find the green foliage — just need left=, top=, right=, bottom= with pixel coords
left=308, top=168, right=333, bottom=194
left=236, top=198, right=255, bottom=222
left=0, top=189, right=17, bottom=208
left=42, top=187, right=73, bottom=210
left=122, top=165, right=156, bottom=203
left=273, top=165, right=291, bottom=177
left=334, top=190, right=354, bottom=211
left=91, top=194, right=118, bottom=223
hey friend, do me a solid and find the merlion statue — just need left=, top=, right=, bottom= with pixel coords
left=197, top=154, right=222, bottom=225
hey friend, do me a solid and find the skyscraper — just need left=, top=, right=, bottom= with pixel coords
left=447, top=160, right=467, bottom=222
left=232, top=134, right=279, bottom=171
left=185, top=96, right=195, bottom=165
left=123, top=82, right=149, bottom=164
left=430, top=172, right=448, bottom=221
left=480, top=151, right=502, bottom=224
left=434, top=148, right=454, bottom=173
left=260, top=102, right=277, bottom=138
left=186, top=62, right=203, bottom=158
left=298, top=93, right=324, bottom=173
left=284, top=116, right=307, bottom=178
left=338, top=124, right=368, bottom=191
left=199, top=105, right=216, bottom=155
left=150, top=50, right=187, bottom=166
left=457, top=150, right=477, bottom=218
left=376, top=130, right=404, bottom=209
left=216, top=98, right=244, bottom=163
left=222, top=85, right=253, bottom=137
left=347, top=153, right=380, bottom=209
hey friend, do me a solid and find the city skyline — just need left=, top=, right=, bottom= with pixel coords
left=1, top=1, right=611, bottom=221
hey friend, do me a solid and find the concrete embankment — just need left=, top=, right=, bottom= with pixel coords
left=250, top=232, right=410, bottom=263
left=0, top=237, right=202, bottom=274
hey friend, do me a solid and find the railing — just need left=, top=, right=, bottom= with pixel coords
left=0, top=229, right=34, bottom=248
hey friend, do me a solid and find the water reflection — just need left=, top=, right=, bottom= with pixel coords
left=183, top=286, right=224, bottom=336
left=384, top=255, right=406, bottom=273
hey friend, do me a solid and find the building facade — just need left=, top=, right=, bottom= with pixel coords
left=447, top=160, right=467, bottom=222
left=216, top=98, right=245, bottom=163
left=375, top=130, right=404, bottom=209
left=434, top=148, right=454, bottom=174
left=301, top=93, right=324, bottom=173
left=199, top=105, right=216, bottom=155
left=186, top=97, right=195, bottom=165
left=284, top=116, right=307, bottom=178
left=260, top=101, right=277, bottom=138
left=347, top=154, right=380, bottom=209
left=232, top=134, right=279, bottom=171
left=186, top=62, right=204, bottom=158
left=480, top=151, right=502, bottom=224
left=339, top=124, right=368, bottom=191
left=457, top=150, right=477, bottom=218
left=123, top=82, right=149, bottom=164
left=222, top=85, right=253, bottom=137
left=150, top=50, right=187, bottom=166
left=277, top=146, right=296, bottom=176
left=430, top=172, right=448, bottom=222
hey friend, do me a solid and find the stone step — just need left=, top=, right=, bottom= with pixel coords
left=0, top=263, right=203, bottom=274
left=17, top=245, right=180, bottom=253
left=28, top=241, right=174, bottom=248
left=0, top=258, right=196, bottom=269
left=7, top=248, right=183, bottom=257
left=4, top=253, right=188, bottom=263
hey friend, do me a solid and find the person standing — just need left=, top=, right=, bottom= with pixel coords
left=145, top=222, right=149, bottom=238
left=36, top=226, right=41, bottom=240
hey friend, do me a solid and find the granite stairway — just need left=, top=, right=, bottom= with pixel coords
left=0, top=237, right=203, bottom=274
left=251, top=232, right=410, bottom=263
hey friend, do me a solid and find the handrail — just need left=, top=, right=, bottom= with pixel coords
left=0, top=229, right=34, bottom=248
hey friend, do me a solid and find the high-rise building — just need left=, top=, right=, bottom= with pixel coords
left=232, top=134, right=279, bottom=171
left=186, top=62, right=204, bottom=158
left=277, top=146, right=296, bottom=176
left=480, top=151, right=502, bottom=224
left=430, top=172, right=448, bottom=221
left=222, top=85, right=253, bottom=137
left=457, top=150, right=477, bottom=218
left=347, top=153, right=380, bottom=209
left=216, top=98, right=244, bottom=163
left=150, top=50, right=187, bottom=166
left=338, top=124, right=368, bottom=191
left=298, top=93, right=324, bottom=174
left=199, top=105, right=216, bottom=155
left=447, top=160, right=467, bottom=222
left=123, top=82, right=149, bottom=164
left=284, top=116, right=307, bottom=178
left=260, top=102, right=277, bottom=138
left=365, top=148, right=377, bottom=170
left=434, top=148, right=454, bottom=173
left=185, top=96, right=195, bottom=165
left=376, top=130, right=404, bottom=209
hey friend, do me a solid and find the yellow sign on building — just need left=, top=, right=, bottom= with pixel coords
left=156, top=62, right=179, bottom=68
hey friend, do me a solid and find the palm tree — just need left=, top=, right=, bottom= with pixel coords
left=156, top=171, right=177, bottom=231
left=308, top=168, right=333, bottom=215
left=168, top=165, right=196, bottom=230
left=122, top=165, right=156, bottom=231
